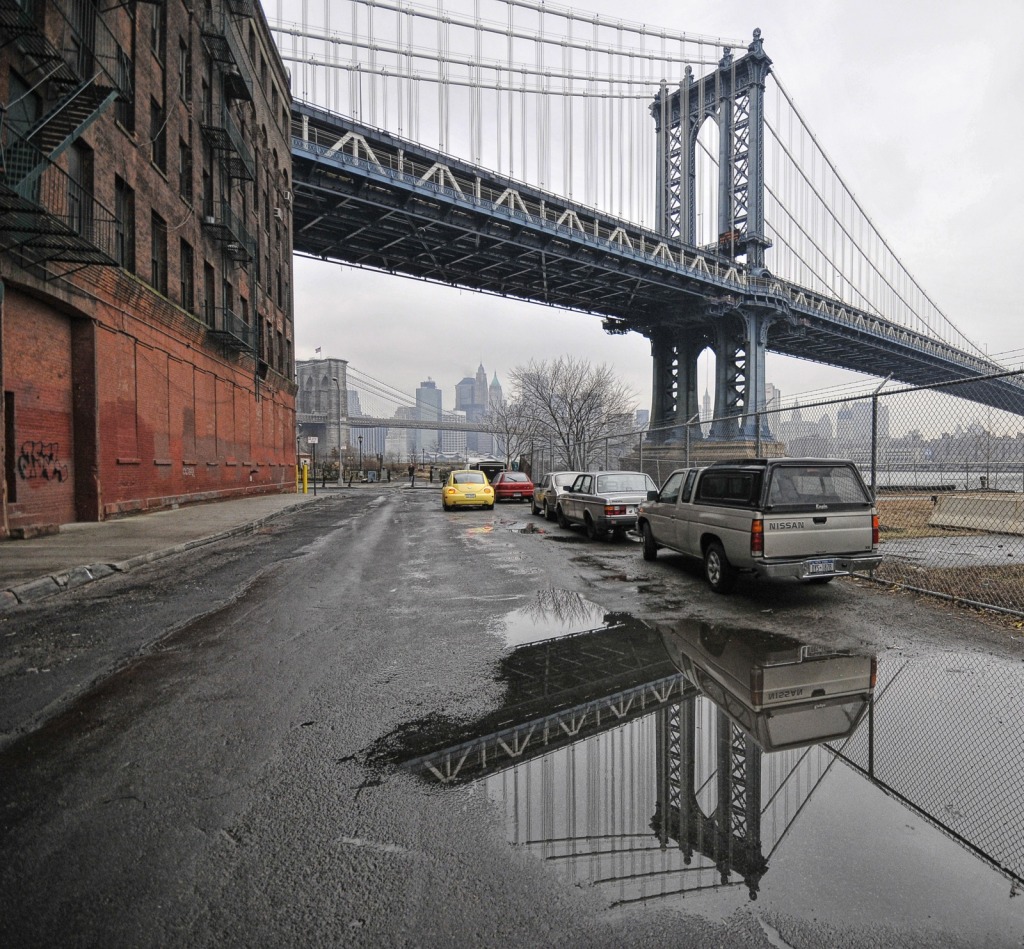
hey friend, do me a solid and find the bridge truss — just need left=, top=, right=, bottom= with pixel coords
left=290, top=101, right=1024, bottom=424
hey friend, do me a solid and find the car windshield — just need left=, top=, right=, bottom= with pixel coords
left=553, top=473, right=576, bottom=486
left=453, top=472, right=486, bottom=485
left=596, top=473, right=653, bottom=494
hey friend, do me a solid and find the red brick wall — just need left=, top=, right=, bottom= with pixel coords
left=3, top=294, right=76, bottom=528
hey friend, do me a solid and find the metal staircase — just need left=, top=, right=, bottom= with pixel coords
left=0, top=0, right=125, bottom=264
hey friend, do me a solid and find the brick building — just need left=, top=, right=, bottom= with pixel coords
left=0, top=0, right=296, bottom=537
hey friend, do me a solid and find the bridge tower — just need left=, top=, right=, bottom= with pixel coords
left=649, top=30, right=774, bottom=443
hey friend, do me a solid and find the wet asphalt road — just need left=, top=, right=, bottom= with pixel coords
left=1, top=486, right=1022, bottom=947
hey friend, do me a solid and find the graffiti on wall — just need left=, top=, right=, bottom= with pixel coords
left=17, top=441, right=69, bottom=483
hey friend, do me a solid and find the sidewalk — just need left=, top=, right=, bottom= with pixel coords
left=0, top=491, right=327, bottom=613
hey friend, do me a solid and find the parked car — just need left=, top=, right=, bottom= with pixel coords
left=441, top=469, right=494, bottom=510
left=556, top=470, right=657, bottom=540
left=491, top=470, right=534, bottom=503
left=531, top=471, right=581, bottom=520
left=636, top=457, right=881, bottom=592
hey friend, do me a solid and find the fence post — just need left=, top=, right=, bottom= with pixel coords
left=639, top=433, right=644, bottom=474
left=755, top=412, right=762, bottom=458
left=605, top=436, right=609, bottom=469
left=870, top=393, right=879, bottom=495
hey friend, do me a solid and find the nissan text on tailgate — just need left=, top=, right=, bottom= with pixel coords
left=637, top=458, right=882, bottom=593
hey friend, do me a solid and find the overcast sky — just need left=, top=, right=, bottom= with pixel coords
left=276, top=0, right=1024, bottom=415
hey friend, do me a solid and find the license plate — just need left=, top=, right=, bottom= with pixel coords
left=465, top=493, right=476, bottom=498
left=512, top=493, right=522, bottom=498
left=807, top=559, right=834, bottom=575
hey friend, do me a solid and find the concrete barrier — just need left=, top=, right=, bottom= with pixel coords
left=928, top=493, right=1024, bottom=535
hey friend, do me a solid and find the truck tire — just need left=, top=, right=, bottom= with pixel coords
left=704, top=541, right=736, bottom=594
left=641, top=522, right=658, bottom=561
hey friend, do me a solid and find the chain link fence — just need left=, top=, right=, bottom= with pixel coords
left=531, top=370, right=1024, bottom=617
left=839, top=653, right=1024, bottom=885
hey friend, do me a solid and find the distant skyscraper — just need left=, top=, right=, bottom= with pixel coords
left=489, top=372, right=503, bottom=409
left=416, top=379, right=443, bottom=457
left=458, top=363, right=499, bottom=455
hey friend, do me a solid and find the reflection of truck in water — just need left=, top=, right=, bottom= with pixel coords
left=659, top=620, right=876, bottom=752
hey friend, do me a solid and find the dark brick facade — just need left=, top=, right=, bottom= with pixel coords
left=0, top=0, right=296, bottom=536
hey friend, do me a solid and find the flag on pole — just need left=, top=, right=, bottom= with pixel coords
left=315, top=347, right=321, bottom=356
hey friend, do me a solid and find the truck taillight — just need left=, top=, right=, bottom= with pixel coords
left=751, top=518, right=764, bottom=555
left=872, top=514, right=880, bottom=546
left=750, top=667, right=764, bottom=706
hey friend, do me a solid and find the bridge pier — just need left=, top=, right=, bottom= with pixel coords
left=648, top=308, right=773, bottom=445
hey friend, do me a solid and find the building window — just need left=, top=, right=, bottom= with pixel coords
left=202, top=165, right=213, bottom=218
left=150, top=3, right=165, bottom=61
left=180, top=239, right=194, bottom=311
left=150, top=98, right=166, bottom=171
left=115, top=48, right=135, bottom=130
left=178, top=138, right=192, bottom=201
left=203, top=262, right=215, bottom=324
left=151, top=212, right=168, bottom=295
left=178, top=39, right=191, bottom=101
left=114, top=176, right=135, bottom=271
left=200, top=78, right=211, bottom=125
left=66, top=141, right=93, bottom=238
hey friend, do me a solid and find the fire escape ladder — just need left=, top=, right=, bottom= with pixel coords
left=10, top=78, right=117, bottom=191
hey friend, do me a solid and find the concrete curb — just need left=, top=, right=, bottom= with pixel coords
left=0, top=498, right=321, bottom=613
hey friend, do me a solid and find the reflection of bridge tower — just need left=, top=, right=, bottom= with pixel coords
left=648, top=31, right=774, bottom=444
left=652, top=698, right=767, bottom=899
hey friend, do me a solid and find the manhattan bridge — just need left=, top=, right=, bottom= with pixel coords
left=270, top=0, right=1023, bottom=440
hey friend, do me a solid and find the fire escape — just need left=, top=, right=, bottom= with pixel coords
left=199, top=0, right=255, bottom=354
left=0, top=0, right=131, bottom=269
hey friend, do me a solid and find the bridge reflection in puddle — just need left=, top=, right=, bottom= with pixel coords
left=376, top=592, right=1024, bottom=938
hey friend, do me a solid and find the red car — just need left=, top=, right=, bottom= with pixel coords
left=490, top=471, right=535, bottom=502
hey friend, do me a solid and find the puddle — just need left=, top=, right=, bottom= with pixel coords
left=374, top=606, right=1024, bottom=941
left=507, top=522, right=545, bottom=534
left=486, top=590, right=612, bottom=647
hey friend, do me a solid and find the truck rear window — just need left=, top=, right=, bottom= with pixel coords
left=767, top=466, right=870, bottom=505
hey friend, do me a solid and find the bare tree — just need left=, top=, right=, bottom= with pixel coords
left=511, top=357, right=638, bottom=469
left=484, top=397, right=538, bottom=468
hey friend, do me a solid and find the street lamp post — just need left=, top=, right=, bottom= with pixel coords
left=358, top=435, right=363, bottom=477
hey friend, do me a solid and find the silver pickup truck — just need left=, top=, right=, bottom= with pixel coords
left=637, top=458, right=881, bottom=592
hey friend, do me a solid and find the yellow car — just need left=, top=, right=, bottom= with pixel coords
left=442, top=470, right=495, bottom=510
